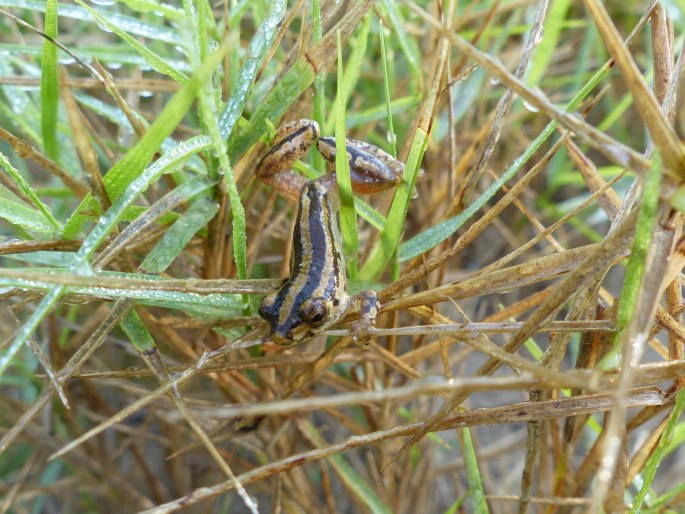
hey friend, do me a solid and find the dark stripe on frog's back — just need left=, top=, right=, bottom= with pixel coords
left=276, top=182, right=334, bottom=330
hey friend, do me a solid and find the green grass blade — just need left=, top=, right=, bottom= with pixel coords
left=526, top=0, right=571, bottom=87
left=0, top=45, right=228, bottom=378
left=62, top=135, right=212, bottom=238
left=190, top=0, right=249, bottom=280
left=141, top=198, right=219, bottom=273
left=398, top=48, right=633, bottom=262
left=227, top=58, right=316, bottom=160
left=359, top=128, right=427, bottom=279
left=40, top=0, right=59, bottom=161
left=460, top=427, right=489, bottom=513
left=0, top=0, right=179, bottom=43
left=346, top=95, right=420, bottom=128
left=120, top=309, right=156, bottom=353
left=323, top=14, right=371, bottom=135
left=118, top=0, right=184, bottom=21
left=227, top=1, right=374, bottom=160
left=378, top=0, right=420, bottom=82
left=335, top=31, right=358, bottom=278
left=74, top=0, right=188, bottom=83
left=0, top=286, right=64, bottom=377
left=218, top=0, right=287, bottom=140
left=0, top=152, right=60, bottom=231
left=379, top=19, right=397, bottom=157
left=601, top=153, right=662, bottom=368
left=303, top=421, right=393, bottom=514
left=0, top=195, right=57, bottom=234
left=631, top=385, right=685, bottom=512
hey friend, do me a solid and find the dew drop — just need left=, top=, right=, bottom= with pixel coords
left=95, top=18, right=114, bottom=33
left=523, top=100, right=539, bottom=112
left=533, top=27, right=544, bottom=46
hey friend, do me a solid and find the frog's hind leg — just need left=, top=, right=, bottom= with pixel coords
left=256, top=119, right=321, bottom=202
left=316, top=137, right=404, bottom=195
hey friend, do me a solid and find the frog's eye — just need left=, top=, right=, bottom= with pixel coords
left=299, top=297, right=329, bottom=328
left=259, top=293, right=279, bottom=324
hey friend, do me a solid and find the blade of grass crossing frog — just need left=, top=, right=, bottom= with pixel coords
left=74, top=0, right=188, bottom=83
left=0, top=152, right=60, bottom=231
left=335, top=31, right=359, bottom=278
left=40, top=0, right=59, bottom=161
left=398, top=47, right=632, bottom=262
left=141, top=198, right=219, bottom=274
left=358, top=30, right=442, bottom=280
left=359, top=129, right=427, bottom=280
left=0, top=46, right=229, bottom=376
left=227, top=0, right=376, bottom=160
left=218, top=0, right=287, bottom=140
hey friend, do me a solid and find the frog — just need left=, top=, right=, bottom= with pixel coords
left=255, top=119, right=405, bottom=346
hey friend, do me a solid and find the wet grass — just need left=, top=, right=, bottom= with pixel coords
left=1, top=0, right=685, bottom=512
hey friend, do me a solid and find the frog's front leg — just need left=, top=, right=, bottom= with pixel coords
left=255, top=119, right=320, bottom=202
left=347, top=290, right=380, bottom=346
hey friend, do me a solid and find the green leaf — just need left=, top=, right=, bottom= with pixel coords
left=141, top=198, right=219, bottom=273
left=323, top=14, right=371, bottom=134
left=304, top=421, right=393, bottom=514
left=40, top=0, right=59, bottom=160
left=398, top=47, right=635, bottom=262
left=74, top=0, right=188, bottom=83
left=460, top=427, right=489, bottom=513
left=118, top=0, right=184, bottom=21
left=526, top=0, right=571, bottom=87
left=631, top=384, right=685, bottom=512
left=218, top=0, right=287, bottom=140
left=1, top=44, right=229, bottom=377
left=378, top=0, right=421, bottom=83
left=0, top=151, right=60, bottom=231
left=603, top=152, right=662, bottom=365
left=62, top=135, right=212, bottom=238
left=359, top=129, right=427, bottom=279
left=0, top=195, right=57, bottom=234
left=0, top=0, right=179, bottom=43
left=120, top=310, right=156, bottom=353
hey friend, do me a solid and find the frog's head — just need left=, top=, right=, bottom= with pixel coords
left=259, top=292, right=336, bottom=345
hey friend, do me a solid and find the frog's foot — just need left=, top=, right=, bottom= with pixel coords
left=350, top=290, right=379, bottom=346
